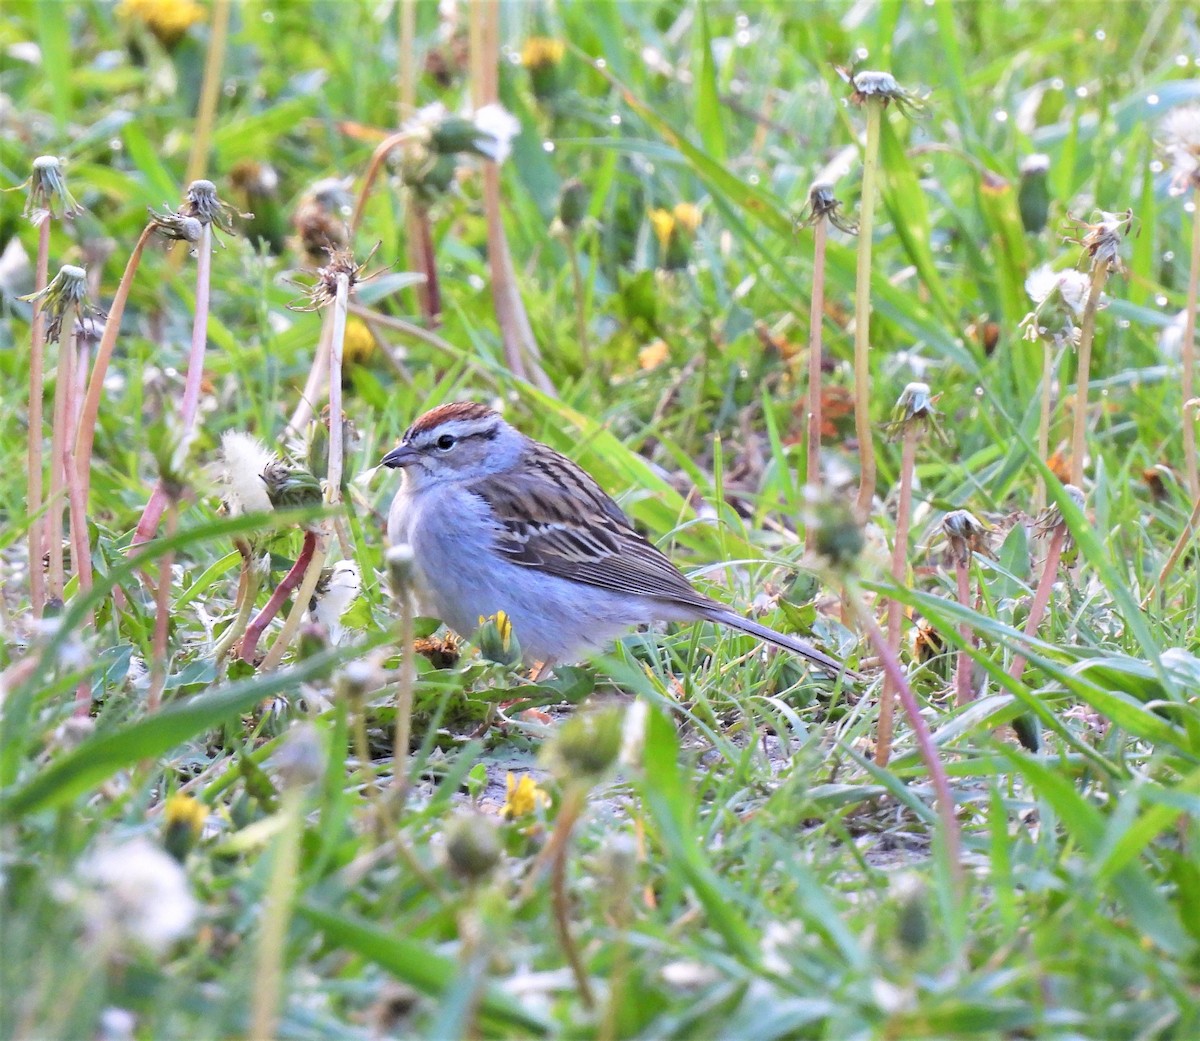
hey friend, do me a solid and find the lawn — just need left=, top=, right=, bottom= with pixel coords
left=2, top=1, right=1199, bottom=1038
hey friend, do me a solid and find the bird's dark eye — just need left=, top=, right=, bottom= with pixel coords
left=436, top=434, right=456, bottom=451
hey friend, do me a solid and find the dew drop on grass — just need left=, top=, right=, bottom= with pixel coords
left=1118, top=320, right=1131, bottom=329
left=748, top=173, right=759, bottom=185
left=1095, top=29, right=1106, bottom=40
left=735, top=12, right=750, bottom=28
left=1176, top=55, right=1191, bottom=67
left=609, top=113, right=622, bottom=126
left=1051, top=78, right=1065, bottom=90
left=262, top=10, right=274, bottom=22
left=855, top=47, right=869, bottom=61
left=543, top=141, right=555, bottom=153
left=974, top=387, right=984, bottom=398
left=994, top=109, right=1008, bottom=123
left=1150, top=160, right=1164, bottom=173
left=1163, top=251, right=1175, bottom=263
left=1147, top=94, right=1160, bottom=105
left=735, top=29, right=751, bottom=46
left=1075, top=86, right=1089, bottom=98
left=595, top=58, right=607, bottom=69
left=1186, top=201, right=1197, bottom=215
left=1156, top=294, right=1169, bottom=306
left=109, top=138, right=122, bottom=152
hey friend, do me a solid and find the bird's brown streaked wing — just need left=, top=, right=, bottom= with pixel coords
left=468, top=456, right=714, bottom=611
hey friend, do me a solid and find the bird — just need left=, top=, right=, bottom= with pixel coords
left=382, top=402, right=854, bottom=679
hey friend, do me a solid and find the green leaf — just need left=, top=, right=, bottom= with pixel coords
left=694, top=6, right=727, bottom=165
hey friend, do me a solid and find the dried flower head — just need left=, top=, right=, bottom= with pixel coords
left=1033, top=483, right=1086, bottom=549
left=72, top=838, right=197, bottom=955
left=838, top=67, right=927, bottom=117
left=295, top=243, right=381, bottom=311
left=148, top=209, right=205, bottom=244
left=1161, top=104, right=1200, bottom=196
left=292, top=177, right=353, bottom=264
left=551, top=178, right=590, bottom=237
left=20, top=264, right=90, bottom=342
left=18, top=155, right=82, bottom=223
left=1065, top=209, right=1134, bottom=274
left=219, top=431, right=275, bottom=515
left=941, top=509, right=992, bottom=565
left=885, top=381, right=941, bottom=442
left=180, top=179, right=245, bottom=235
left=797, top=181, right=858, bottom=234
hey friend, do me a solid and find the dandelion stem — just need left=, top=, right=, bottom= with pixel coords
left=854, top=102, right=883, bottom=519
left=393, top=582, right=415, bottom=800
left=806, top=213, right=828, bottom=550
left=568, top=242, right=591, bottom=367
left=849, top=582, right=962, bottom=889
left=878, top=422, right=917, bottom=766
left=1182, top=183, right=1200, bottom=499
left=241, top=531, right=318, bottom=664
left=286, top=308, right=332, bottom=440
left=249, top=785, right=305, bottom=1041
left=1010, top=525, right=1065, bottom=684
left=47, top=303, right=80, bottom=604
left=133, top=222, right=213, bottom=547
left=326, top=273, right=349, bottom=505
left=213, top=539, right=260, bottom=667
left=349, top=129, right=416, bottom=234
left=954, top=554, right=975, bottom=706
left=148, top=502, right=177, bottom=713
left=548, top=787, right=594, bottom=1009
left=1141, top=489, right=1200, bottom=608
left=76, top=224, right=155, bottom=507
left=27, top=218, right=51, bottom=617
left=1035, top=342, right=1056, bottom=514
left=413, top=205, right=442, bottom=324
left=259, top=533, right=330, bottom=671
left=1069, top=261, right=1109, bottom=487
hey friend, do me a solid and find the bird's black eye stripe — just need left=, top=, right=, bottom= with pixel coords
left=436, top=434, right=456, bottom=450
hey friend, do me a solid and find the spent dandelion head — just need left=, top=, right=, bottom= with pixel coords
left=17, top=155, right=82, bottom=223
left=940, top=509, right=993, bottom=566
left=292, top=176, right=353, bottom=264
left=797, top=181, right=858, bottom=234
left=20, top=264, right=91, bottom=342
left=148, top=209, right=205, bottom=244
left=294, top=243, right=382, bottom=311
left=443, top=812, right=502, bottom=883
left=180, top=179, right=246, bottom=236
left=1033, top=483, right=1086, bottom=550
left=1065, top=208, right=1134, bottom=275
left=261, top=458, right=323, bottom=513
left=837, top=67, right=927, bottom=117
left=803, top=489, right=865, bottom=575
left=1161, top=104, right=1200, bottom=196
left=885, top=381, right=941, bottom=442
left=544, top=704, right=624, bottom=784
left=552, top=178, right=590, bottom=237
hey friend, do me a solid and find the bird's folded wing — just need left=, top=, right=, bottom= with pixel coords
left=468, top=465, right=713, bottom=610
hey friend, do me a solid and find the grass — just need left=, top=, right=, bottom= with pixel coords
left=2, top=1, right=1199, bottom=1038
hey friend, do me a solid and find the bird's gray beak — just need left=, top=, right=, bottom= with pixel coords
left=381, top=444, right=420, bottom=469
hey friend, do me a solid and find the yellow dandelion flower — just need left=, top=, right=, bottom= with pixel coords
left=117, top=0, right=206, bottom=46
left=649, top=207, right=676, bottom=252
left=521, top=36, right=566, bottom=71
left=164, top=794, right=208, bottom=835
left=502, top=772, right=549, bottom=820
left=672, top=202, right=702, bottom=234
left=341, top=317, right=377, bottom=366
left=639, top=339, right=669, bottom=370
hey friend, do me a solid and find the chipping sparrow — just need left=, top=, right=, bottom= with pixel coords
left=383, top=402, right=853, bottom=678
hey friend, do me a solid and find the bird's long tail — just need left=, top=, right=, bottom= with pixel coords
left=707, top=608, right=859, bottom=681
